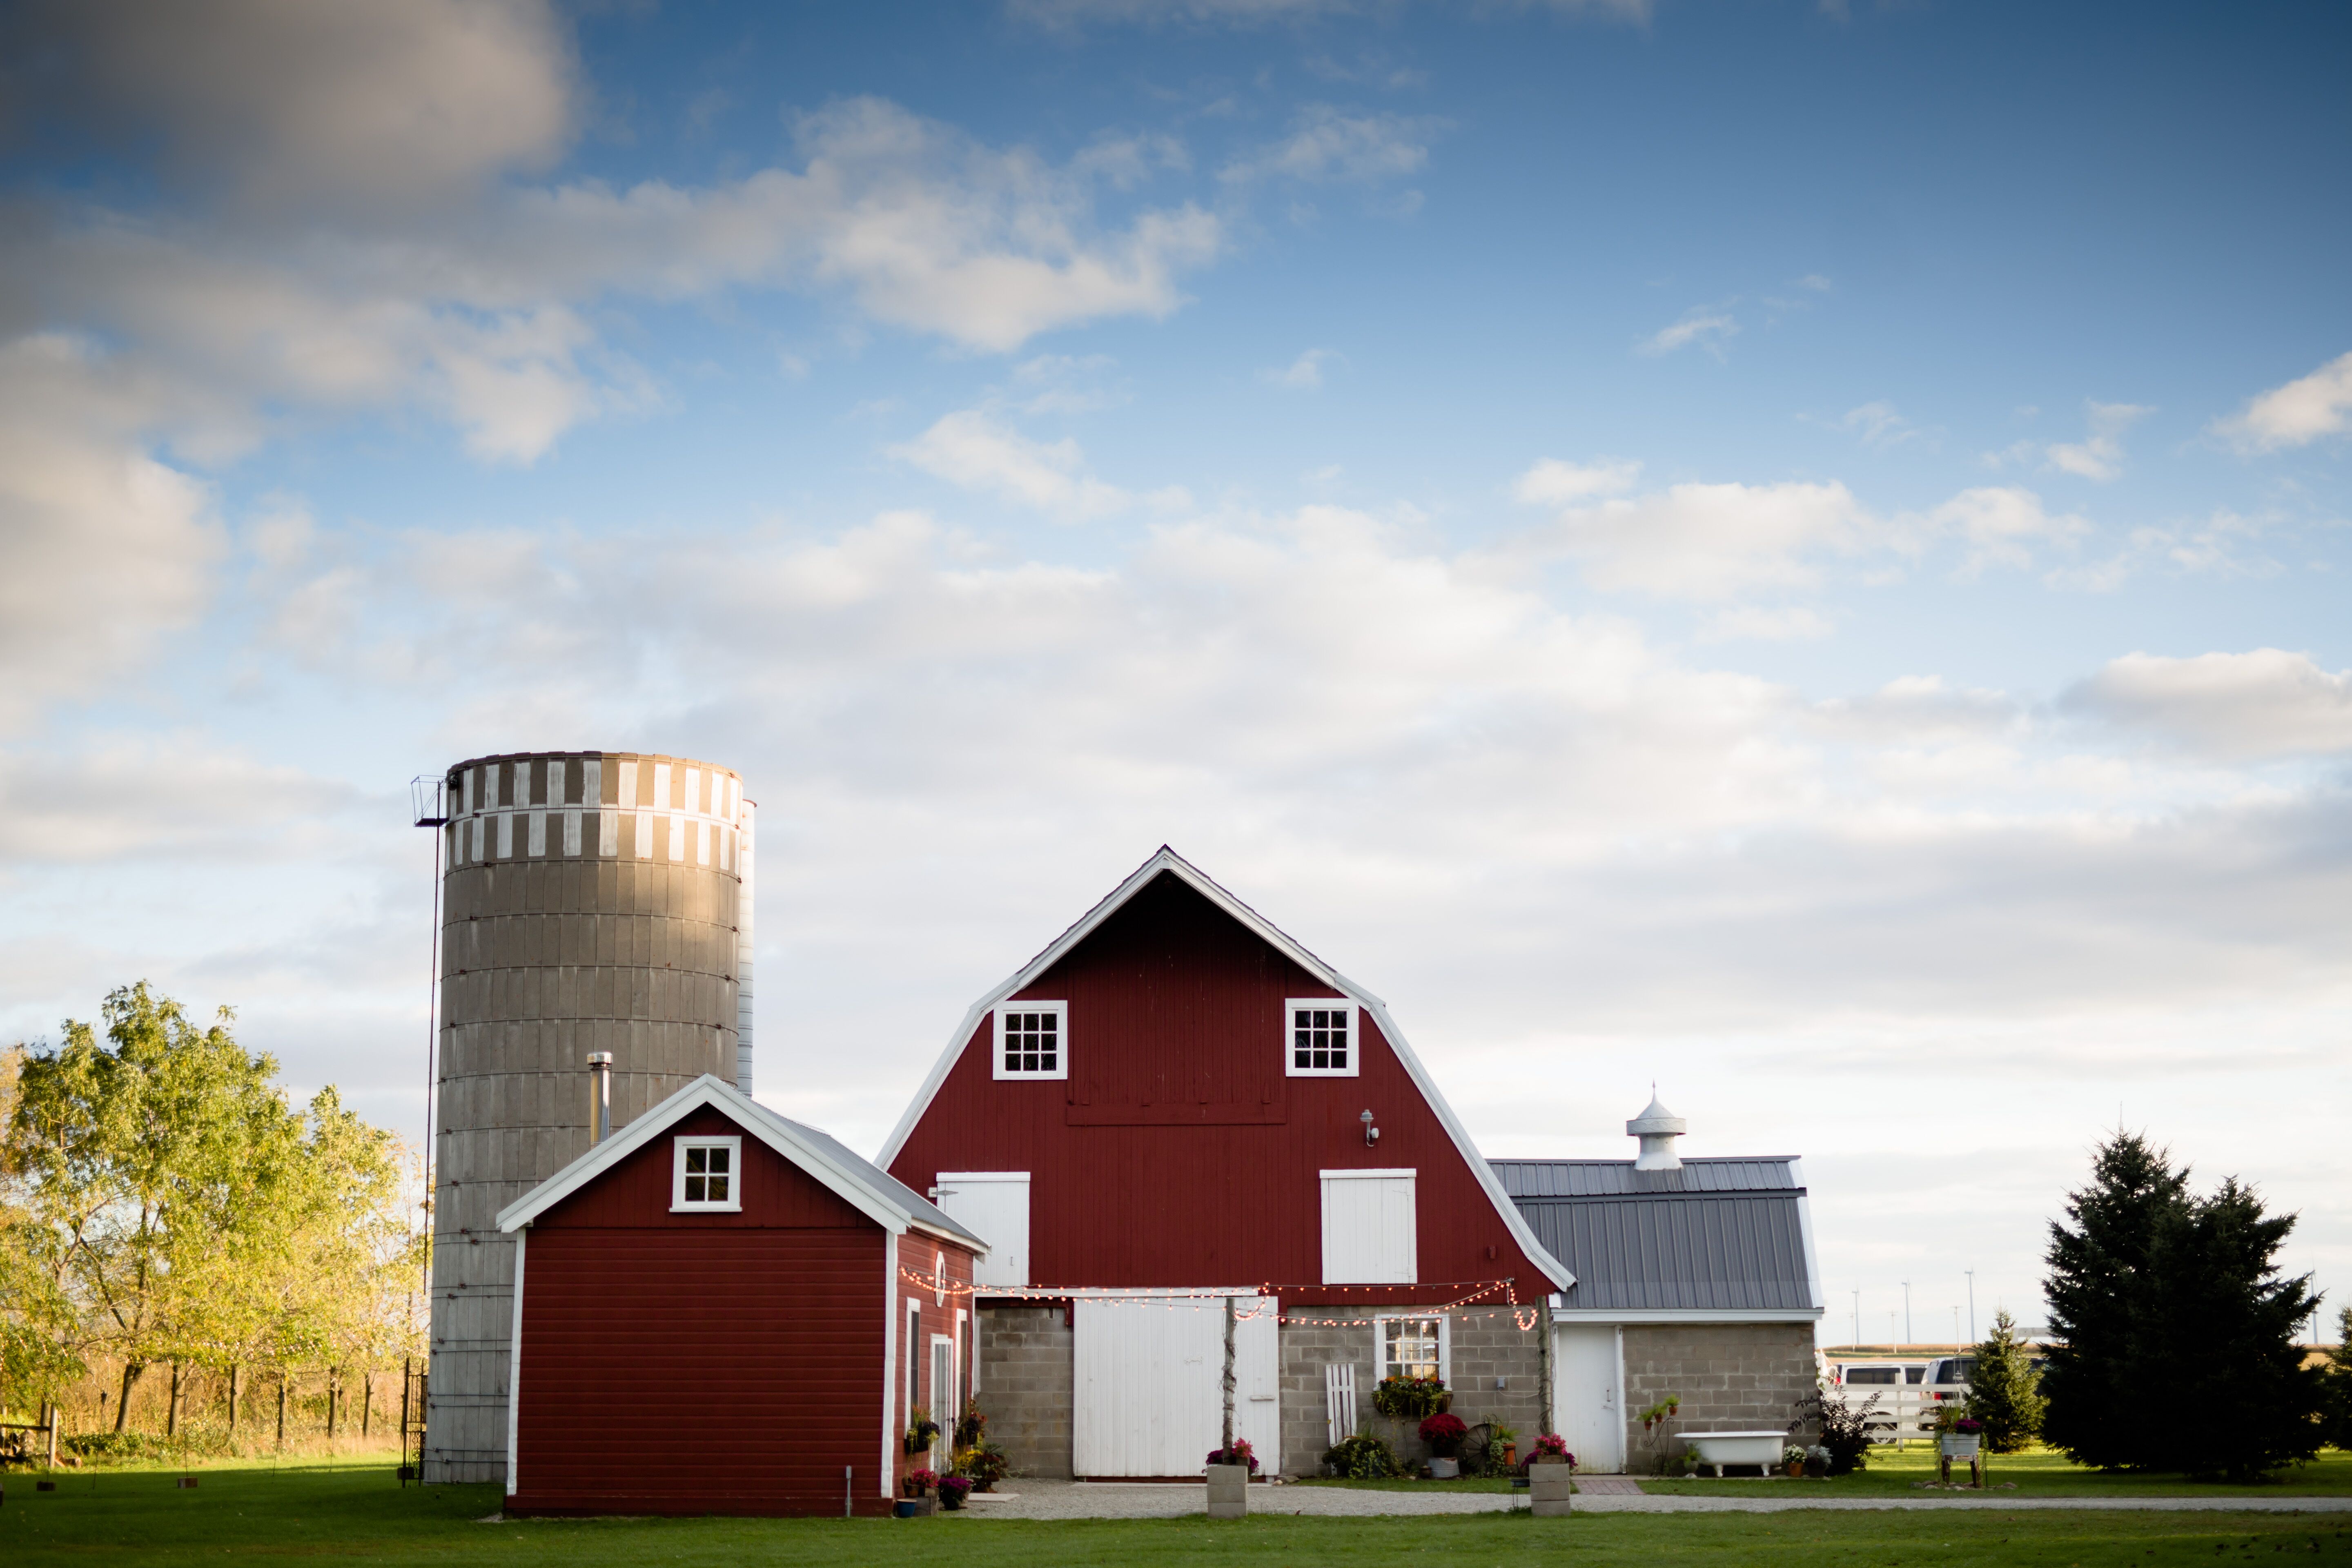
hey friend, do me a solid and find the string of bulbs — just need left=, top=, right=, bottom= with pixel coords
left=892, top=1269, right=1540, bottom=1331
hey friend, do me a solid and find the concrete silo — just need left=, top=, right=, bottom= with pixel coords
left=422, top=751, right=754, bottom=1483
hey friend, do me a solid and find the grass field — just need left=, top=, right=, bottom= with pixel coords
left=6, top=1458, right=2352, bottom=1568
left=1637, top=1446, right=2352, bottom=1497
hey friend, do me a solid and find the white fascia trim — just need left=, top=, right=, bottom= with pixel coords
left=499, top=1074, right=911, bottom=1238
left=1790, top=1160, right=1825, bottom=1313
left=877, top=847, right=1365, bottom=1165
left=879, top=1232, right=898, bottom=1500
left=505, top=1227, right=526, bottom=1497
left=872, top=849, right=1577, bottom=1293
left=1548, top=1308, right=1827, bottom=1323
left=1320, top=1167, right=1418, bottom=1179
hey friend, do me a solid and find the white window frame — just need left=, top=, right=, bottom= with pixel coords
left=1285, top=998, right=1359, bottom=1077
left=993, top=1001, right=1069, bottom=1080
left=1375, top=1311, right=1450, bottom=1386
left=670, top=1135, right=743, bottom=1212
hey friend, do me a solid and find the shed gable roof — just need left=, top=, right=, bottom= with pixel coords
left=499, top=1073, right=985, bottom=1249
left=878, top=846, right=1574, bottom=1290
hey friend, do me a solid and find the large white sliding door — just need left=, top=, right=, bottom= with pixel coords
left=1551, top=1323, right=1625, bottom=1473
left=1072, top=1296, right=1279, bottom=1477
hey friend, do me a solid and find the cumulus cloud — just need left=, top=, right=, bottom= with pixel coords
left=2066, top=649, right=2352, bottom=760
left=0, top=734, right=356, bottom=862
left=1915, top=486, right=2091, bottom=576
left=2213, top=350, right=2352, bottom=452
left=1823, top=400, right=1916, bottom=448
left=1220, top=105, right=1440, bottom=184
left=1700, top=605, right=1835, bottom=643
left=889, top=410, right=1180, bottom=522
left=1990, top=400, right=2151, bottom=481
left=1513, top=457, right=1640, bottom=505
left=0, top=337, right=223, bottom=731
left=1639, top=307, right=1739, bottom=359
left=1261, top=348, right=1339, bottom=388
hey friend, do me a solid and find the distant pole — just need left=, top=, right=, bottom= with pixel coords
left=1964, top=1271, right=1976, bottom=1342
left=1851, top=1289, right=1860, bottom=1348
left=1902, top=1281, right=1912, bottom=1346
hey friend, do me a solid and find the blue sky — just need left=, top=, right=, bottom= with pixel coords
left=2, top=0, right=2348, bottom=1345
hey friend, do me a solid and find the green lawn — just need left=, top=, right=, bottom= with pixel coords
left=6, top=1457, right=2352, bottom=1568
left=1636, top=1445, right=2352, bottom=1498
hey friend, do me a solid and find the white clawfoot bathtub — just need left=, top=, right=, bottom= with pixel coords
left=1682, top=1431, right=1786, bottom=1476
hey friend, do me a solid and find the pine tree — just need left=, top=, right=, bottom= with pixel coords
left=2321, top=1306, right=2352, bottom=1452
left=1963, top=1310, right=2045, bottom=1454
left=2041, top=1131, right=2189, bottom=1470
left=2140, top=1177, right=2321, bottom=1480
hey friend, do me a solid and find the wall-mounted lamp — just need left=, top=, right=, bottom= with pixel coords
left=1360, top=1109, right=1380, bottom=1147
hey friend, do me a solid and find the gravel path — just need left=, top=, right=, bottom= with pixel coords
left=957, top=1481, right=2352, bottom=1521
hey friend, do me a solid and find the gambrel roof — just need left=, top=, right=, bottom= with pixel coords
left=878, top=846, right=1573, bottom=1290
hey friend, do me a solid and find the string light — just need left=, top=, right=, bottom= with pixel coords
left=891, top=1267, right=1544, bottom=1330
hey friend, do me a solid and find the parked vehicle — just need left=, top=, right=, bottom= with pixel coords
left=1834, top=1362, right=1929, bottom=1387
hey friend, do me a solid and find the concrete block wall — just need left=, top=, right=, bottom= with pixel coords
left=1619, top=1323, right=1819, bottom=1473
left=1276, top=1316, right=1544, bottom=1478
left=975, top=1305, right=1074, bottom=1479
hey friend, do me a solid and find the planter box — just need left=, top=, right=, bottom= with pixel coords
left=1938, top=1435, right=1981, bottom=1459
left=1206, top=1463, right=1250, bottom=1519
left=1530, top=1460, right=1574, bottom=1516
left=1428, top=1458, right=1459, bottom=1479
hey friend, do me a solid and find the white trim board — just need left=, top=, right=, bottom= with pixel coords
left=875, top=846, right=1573, bottom=1292
left=505, top=1228, right=527, bottom=1497
left=497, top=1073, right=983, bottom=1250
left=1546, top=1308, right=1826, bottom=1323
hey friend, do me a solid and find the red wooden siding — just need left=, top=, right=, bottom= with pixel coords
left=890, top=1241, right=978, bottom=1495
left=888, top=872, right=1546, bottom=1304
left=511, top=1101, right=975, bottom=1516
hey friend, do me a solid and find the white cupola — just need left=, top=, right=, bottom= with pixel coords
left=1627, top=1088, right=1687, bottom=1172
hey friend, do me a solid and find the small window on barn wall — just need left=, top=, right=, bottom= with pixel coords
left=993, top=1002, right=1068, bottom=1080
left=671, top=1136, right=742, bottom=1212
left=1377, top=1313, right=1448, bottom=1384
left=1287, top=998, right=1357, bottom=1077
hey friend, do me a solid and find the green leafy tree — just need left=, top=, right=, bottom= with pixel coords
left=1962, top=1310, right=2045, bottom=1453
left=2140, top=1176, right=2321, bottom=1481
left=2041, top=1130, right=2189, bottom=1470
left=2321, top=1306, right=2352, bottom=1452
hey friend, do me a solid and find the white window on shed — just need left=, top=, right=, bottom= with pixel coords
left=1286, top=998, right=1357, bottom=1076
left=670, top=1136, right=742, bottom=1212
left=1320, top=1168, right=1417, bottom=1284
left=935, top=1172, right=1030, bottom=1288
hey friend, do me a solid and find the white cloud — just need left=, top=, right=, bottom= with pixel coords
left=2213, top=350, right=2352, bottom=452
left=1700, top=606, right=1835, bottom=643
left=888, top=410, right=1177, bottom=522
left=1990, top=400, right=2151, bottom=482
left=1827, top=400, right=1915, bottom=448
left=0, top=336, right=223, bottom=732
left=2066, top=649, right=2352, bottom=760
left=1512, top=457, right=1640, bottom=505
left=30, top=0, right=576, bottom=212
left=1261, top=348, right=1339, bottom=389
left=1639, top=307, right=1739, bottom=359
left=1533, top=479, right=1873, bottom=599
left=1913, top=486, right=2091, bottom=576
left=1220, top=105, right=1439, bottom=184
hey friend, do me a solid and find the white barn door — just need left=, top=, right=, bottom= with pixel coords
left=1552, top=1323, right=1625, bottom=1473
left=935, top=1172, right=1029, bottom=1287
left=1073, top=1296, right=1279, bottom=1477
left=1320, top=1169, right=1417, bottom=1284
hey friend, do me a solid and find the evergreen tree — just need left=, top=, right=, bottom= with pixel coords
left=2140, top=1177, right=2321, bottom=1480
left=2041, top=1130, right=2189, bottom=1470
left=1963, top=1309, right=2045, bottom=1454
left=2321, top=1306, right=2352, bottom=1452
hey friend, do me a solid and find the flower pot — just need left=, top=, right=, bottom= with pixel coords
left=894, top=1500, right=920, bottom=1518
left=1206, top=1462, right=1250, bottom=1519
left=1786, top=1459, right=1804, bottom=1479
left=1429, top=1457, right=1459, bottom=1479
left=941, top=1492, right=965, bottom=1510
left=1530, top=1460, right=1574, bottom=1517
left=1938, top=1434, right=1980, bottom=1459
left=1501, top=1444, right=1517, bottom=1469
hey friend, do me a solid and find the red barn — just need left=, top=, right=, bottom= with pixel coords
left=497, top=1074, right=985, bottom=1515
left=880, top=848, right=1575, bottom=1478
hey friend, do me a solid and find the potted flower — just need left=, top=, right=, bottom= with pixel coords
left=1206, top=1437, right=1256, bottom=1519
left=1372, top=1374, right=1449, bottom=1420
left=906, top=1407, right=942, bottom=1455
left=1527, top=1433, right=1575, bottom=1516
left=1419, top=1413, right=1469, bottom=1478
left=900, top=1467, right=940, bottom=1517
left=1488, top=1421, right=1519, bottom=1472
left=1783, top=1444, right=1807, bottom=1479
left=1938, top=1415, right=1983, bottom=1459
left=938, top=1474, right=973, bottom=1511
left=962, top=1437, right=1011, bottom=1492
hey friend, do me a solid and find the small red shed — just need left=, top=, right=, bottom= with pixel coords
left=496, top=1074, right=986, bottom=1515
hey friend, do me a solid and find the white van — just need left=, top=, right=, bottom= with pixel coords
left=1835, top=1361, right=1929, bottom=1388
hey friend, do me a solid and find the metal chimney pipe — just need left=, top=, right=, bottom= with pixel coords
left=586, top=1052, right=613, bottom=1145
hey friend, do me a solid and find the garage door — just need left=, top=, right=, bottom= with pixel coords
left=1072, top=1296, right=1280, bottom=1477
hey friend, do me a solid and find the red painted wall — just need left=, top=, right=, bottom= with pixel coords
left=888, top=872, right=1546, bottom=1306
left=511, top=1103, right=975, bottom=1516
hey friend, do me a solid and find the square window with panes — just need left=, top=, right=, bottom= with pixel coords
left=993, top=1002, right=1068, bottom=1080
left=1380, top=1315, right=1446, bottom=1382
left=672, top=1136, right=742, bottom=1212
left=1287, top=998, right=1357, bottom=1076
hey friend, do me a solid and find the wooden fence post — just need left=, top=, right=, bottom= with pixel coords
left=361, top=1374, right=372, bottom=1439
left=327, top=1370, right=338, bottom=1441
left=276, top=1378, right=286, bottom=1450
left=167, top=1362, right=183, bottom=1438
left=228, top=1366, right=241, bottom=1437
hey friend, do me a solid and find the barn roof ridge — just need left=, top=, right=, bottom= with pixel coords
left=875, top=845, right=1576, bottom=1292
left=498, top=1073, right=986, bottom=1248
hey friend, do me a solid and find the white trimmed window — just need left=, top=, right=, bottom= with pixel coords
left=671, top=1136, right=742, bottom=1212
left=1378, top=1314, right=1448, bottom=1383
left=994, top=1002, right=1068, bottom=1080
left=1286, top=998, right=1357, bottom=1076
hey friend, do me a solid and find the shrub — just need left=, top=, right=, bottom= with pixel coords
left=1789, top=1387, right=1880, bottom=1475
left=1324, top=1433, right=1402, bottom=1479
left=1206, top=1437, right=1260, bottom=1472
left=960, top=1438, right=1011, bottom=1489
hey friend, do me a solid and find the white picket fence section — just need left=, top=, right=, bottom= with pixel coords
left=1844, top=1383, right=1967, bottom=1447
left=1324, top=1363, right=1358, bottom=1447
